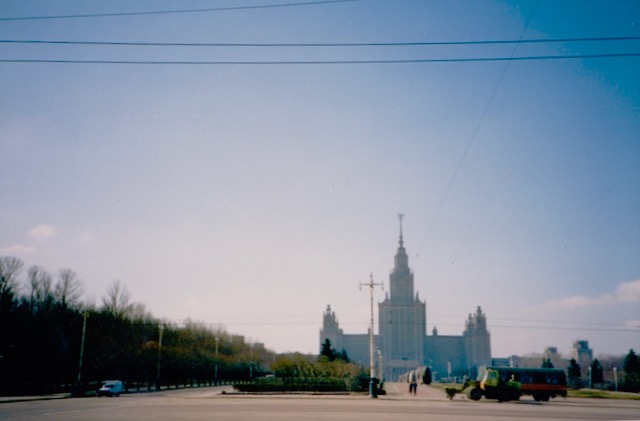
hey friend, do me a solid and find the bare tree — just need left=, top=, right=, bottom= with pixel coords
left=54, top=268, right=83, bottom=309
left=102, top=280, right=133, bottom=319
left=129, top=302, right=152, bottom=321
left=0, top=256, right=24, bottom=310
left=26, top=265, right=53, bottom=313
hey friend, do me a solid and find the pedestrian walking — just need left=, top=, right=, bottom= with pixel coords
left=409, top=370, right=417, bottom=395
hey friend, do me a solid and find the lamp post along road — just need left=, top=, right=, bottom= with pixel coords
left=360, top=273, right=383, bottom=398
left=215, top=336, right=219, bottom=385
left=156, top=324, right=164, bottom=391
left=377, top=350, right=384, bottom=385
left=76, top=311, right=88, bottom=395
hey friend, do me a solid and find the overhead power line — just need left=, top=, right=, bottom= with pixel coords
left=187, top=313, right=639, bottom=331
left=0, top=0, right=362, bottom=22
left=1, top=36, right=638, bottom=48
left=489, top=324, right=638, bottom=333
left=1, top=52, right=638, bottom=66
left=170, top=318, right=638, bottom=333
left=414, top=1, right=540, bottom=260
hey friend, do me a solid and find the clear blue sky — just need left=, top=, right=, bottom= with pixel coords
left=1, top=0, right=639, bottom=358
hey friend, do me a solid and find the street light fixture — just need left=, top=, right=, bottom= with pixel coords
left=76, top=311, right=88, bottom=395
left=156, top=324, right=164, bottom=391
left=215, top=337, right=219, bottom=385
left=360, top=273, right=382, bottom=398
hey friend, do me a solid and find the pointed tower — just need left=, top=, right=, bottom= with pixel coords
left=319, top=305, right=344, bottom=353
left=389, top=214, right=414, bottom=302
left=379, top=215, right=427, bottom=380
left=463, top=306, right=492, bottom=370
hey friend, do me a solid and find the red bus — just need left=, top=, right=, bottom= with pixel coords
left=474, top=366, right=567, bottom=402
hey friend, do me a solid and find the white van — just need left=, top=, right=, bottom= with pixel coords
left=97, top=380, right=123, bottom=397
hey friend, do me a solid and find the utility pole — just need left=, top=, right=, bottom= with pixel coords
left=360, top=273, right=383, bottom=398
left=215, top=336, right=219, bottom=385
left=249, top=344, right=253, bottom=380
left=76, top=311, right=88, bottom=395
left=377, top=349, right=384, bottom=385
left=156, top=324, right=164, bottom=391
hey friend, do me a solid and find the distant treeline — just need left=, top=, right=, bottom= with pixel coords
left=0, top=256, right=273, bottom=396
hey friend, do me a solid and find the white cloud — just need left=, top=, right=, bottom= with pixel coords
left=547, top=295, right=602, bottom=307
left=28, top=224, right=58, bottom=239
left=615, top=279, right=640, bottom=303
left=78, top=233, right=93, bottom=245
left=0, top=244, right=37, bottom=254
left=546, top=279, right=640, bottom=308
left=625, top=320, right=640, bottom=329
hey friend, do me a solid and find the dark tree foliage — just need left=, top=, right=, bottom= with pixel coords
left=622, top=349, right=640, bottom=393
left=623, top=349, right=640, bottom=375
left=336, top=349, right=351, bottom=363
left=567, top=358, right=583, bottom=389
left=422, top=367, right=432, bottom=385
left=319, top=338, right=336, bottom=361
left=590, top=359, right=604, bottom=385
left=541, top=358, right=554, bottom=368
left=318, top=338, right=350, bottom=363
left=0, top=256, right=274, bottom=396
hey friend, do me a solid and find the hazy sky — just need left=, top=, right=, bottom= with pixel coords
left=1, top=0, right=639, bottom=359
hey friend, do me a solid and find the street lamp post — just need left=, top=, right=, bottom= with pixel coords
left=360, top=273, right=382, bottom=398
left=156, top=324, right=164, bottom=391
left=249, top=344, right=253, bottom=380
left=76, top=312, right=88, bottom=395
left=215, top=336, right=219, bottom=385
left=377, top=350, right=384, bottom=385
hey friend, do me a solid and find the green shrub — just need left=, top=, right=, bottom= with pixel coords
left=234, top=377, right=350, bottom=392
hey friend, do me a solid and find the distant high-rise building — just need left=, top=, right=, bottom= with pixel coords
left=543, top=346, right=563, bottom=368
left=571, top=340, right=593, bottom=377
left=378, top=216, right=427, bottom=378
left=319, top=216, right=492, bottom=380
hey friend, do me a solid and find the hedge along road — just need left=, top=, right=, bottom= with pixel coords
left=1, top=384, right=639, bottom=421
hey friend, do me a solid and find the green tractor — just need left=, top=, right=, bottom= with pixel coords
left=458, top=366, right=566, bottom=402
left=445, top=367, right=520, bottom=402
left=467, top=367, right=521, bottom=402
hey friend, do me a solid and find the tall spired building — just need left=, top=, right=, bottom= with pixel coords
left=320, top=215, right=491, bottom=381
left=378, top=215, right=427, bottom=378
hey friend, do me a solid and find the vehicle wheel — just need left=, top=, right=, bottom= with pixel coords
left=541, top=394, right=549, bottom=402
left=468, top=388, right=482, bottom=401
left=497, top=390, right=509, bottom=403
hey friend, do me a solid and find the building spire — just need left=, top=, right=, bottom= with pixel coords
left=398, top=213, right=404, bottom=246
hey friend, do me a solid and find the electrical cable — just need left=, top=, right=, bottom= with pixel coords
left=0, top=0, right=363, bottom=22
left=1, top=52, right=638, bottom=65
left=414, top=0, right=540, bottom=260
left=1, top=35, right=638, bottom=47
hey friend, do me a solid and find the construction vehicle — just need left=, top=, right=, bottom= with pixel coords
left=446, top=366, right=567, bottom=402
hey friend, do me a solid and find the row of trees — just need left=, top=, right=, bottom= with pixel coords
left=544, top=350, right=640, bottom=392
left=0, top=256, right=273, bottom=396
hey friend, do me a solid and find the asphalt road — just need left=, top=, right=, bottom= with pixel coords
left=1, top=384, right=639, bottom=421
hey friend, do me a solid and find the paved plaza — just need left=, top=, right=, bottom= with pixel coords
left=2, top=384, right=640, bottom=421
